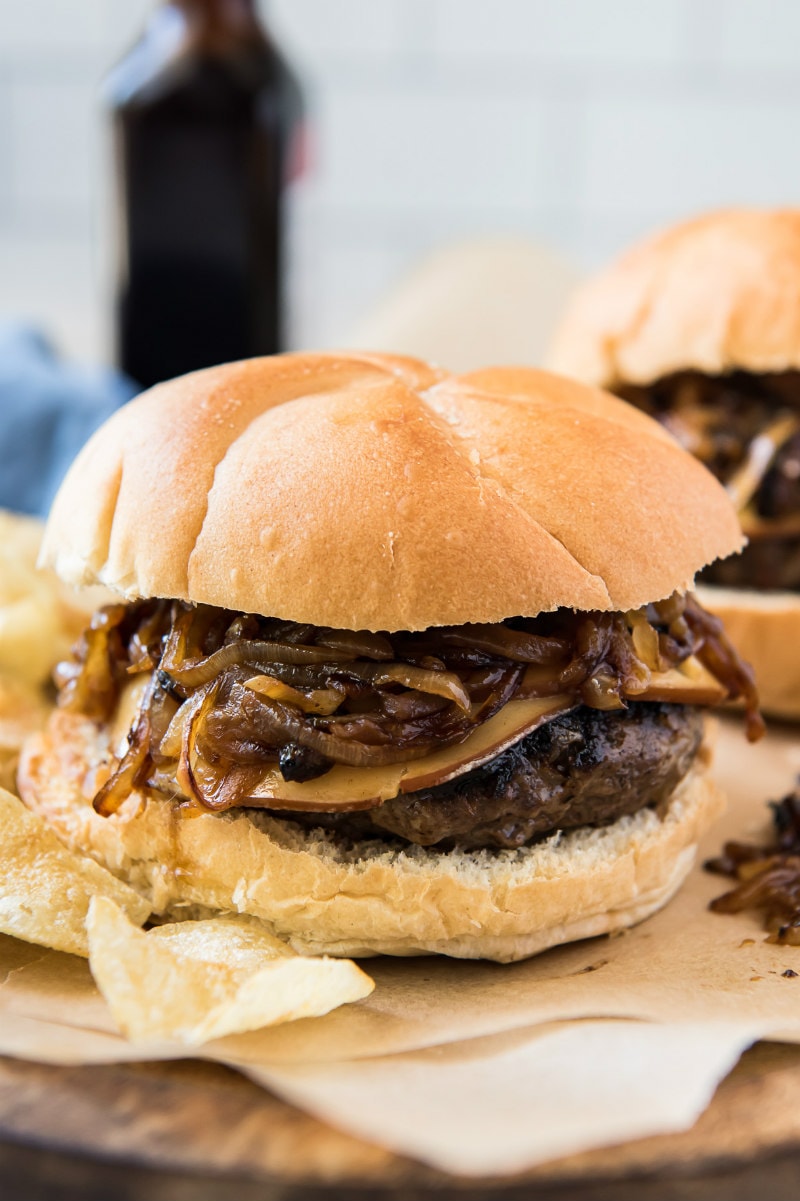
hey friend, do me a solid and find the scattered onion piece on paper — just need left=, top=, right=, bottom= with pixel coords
left=86, top=898, right=375, bottom=1046
left=0, top=788, right=150, bottom=956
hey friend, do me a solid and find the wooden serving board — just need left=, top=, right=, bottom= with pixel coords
left=3, top=1042, right=800, bottom=1200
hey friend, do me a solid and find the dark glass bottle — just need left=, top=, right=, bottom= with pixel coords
left=107, top=0, right=304, bottom=389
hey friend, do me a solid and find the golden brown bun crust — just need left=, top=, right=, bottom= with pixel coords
left=41, top=353, right=742, bottom=629
left=548, top=209, right=800, bottom=387
left=18, top=711, right=724, bottom=963
left=697, top=584, right=800, bottom=719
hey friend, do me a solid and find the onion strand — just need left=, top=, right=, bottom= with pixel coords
left=54, top=591, right=760, bottom=818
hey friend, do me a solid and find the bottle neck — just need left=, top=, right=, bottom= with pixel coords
left=166, top=0, right=265, bottom=49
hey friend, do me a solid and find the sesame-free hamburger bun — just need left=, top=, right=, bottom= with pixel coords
left=20, top=352, right=750, bottom=960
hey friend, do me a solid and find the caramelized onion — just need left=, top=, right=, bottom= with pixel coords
left=683, top=595, right=765, bottom=741
left=59, top=604, right=127, bottom=720
left=158, top=690, right=210, bottom=760
left=706, top=788, right=800, bottom=943
left=627, top=610, right=662, bottom=672
left=314, top=629, right=394, bottom=660
left=580, top=672, right=626, bottom=711
left=162, top=639, right=352, bottom=688
left=238, top=691, right=439, bottom=768
left=379, top=691, right=449, bottom=721
left=160, top=604, right=199, bottom=672
left=608, top=615, right=651, bottom=695
left=124, top=601, right=171, bottom=674
left=349, top=663, right=471, bottom=712
left=618, top=370, right=800, bottom=532
left=93, top=677, right=155, bottom=816
left=725, top=414, right=800, bottom=513
left=436, top=623, right=569, bottom=663
left=55, top=590, right=760, bottom=818
left=175, top=682, right=221, bottom=809
left=245, top=675, right=343, bottom=715
left=244, top=659, right=473, bottom=711
left=148, top=683, right=180, bottom=752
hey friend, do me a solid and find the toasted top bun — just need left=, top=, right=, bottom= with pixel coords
left=41, top=352, right=743, bottom=631
left=548, top=209, right=800, bottom=388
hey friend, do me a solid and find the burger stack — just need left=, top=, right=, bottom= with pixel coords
left=550, top=209, right=800, bottom=718
left=18, top=352, right=759, bottom=962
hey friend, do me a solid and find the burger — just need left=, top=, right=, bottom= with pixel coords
left=549, top=208, right=800, bottom=717
left=18, top=352, right=759, bottom=962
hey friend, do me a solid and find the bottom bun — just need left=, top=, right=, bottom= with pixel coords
left=18, top=711, right=724, bottom=963
left=697, top=584, right=800, bottom=721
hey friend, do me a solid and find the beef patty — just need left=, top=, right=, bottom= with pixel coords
left=275, top=701, right=704, bottom=851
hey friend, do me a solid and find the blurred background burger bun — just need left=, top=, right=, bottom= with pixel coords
left=548, top=210, right=800, bottom=387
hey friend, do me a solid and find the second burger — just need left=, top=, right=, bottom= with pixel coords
left=549, top=209, right=800, bottom=717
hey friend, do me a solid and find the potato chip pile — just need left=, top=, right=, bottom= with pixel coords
left=0, top=788, right=149, bottom=955
left=0, top=509, right=103, bottom=790
left=0, top=512, right=374, bottom=1045
left=0, top=509, right=104, bottom=686
left=0, top=675, right=48, bottom=793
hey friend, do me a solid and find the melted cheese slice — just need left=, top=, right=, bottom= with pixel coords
left=632, top=655, right=728, bottom=706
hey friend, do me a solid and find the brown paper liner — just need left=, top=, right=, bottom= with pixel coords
left=1, top=718, right=799, bottom=1173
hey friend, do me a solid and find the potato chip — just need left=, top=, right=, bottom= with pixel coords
left=0, top=511, right=116, bottom=796
left=0, top=509, right=111, bottom=687
left=0, top=511, right=69, bottom=686
left=87, top=898, right=375, bottom=1045
left=0, top=788, right=150, bottom=956
left=0, top=673, right=50, bottom=793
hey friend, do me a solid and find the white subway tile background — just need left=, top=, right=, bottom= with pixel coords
left=0, top=0, right=800, bottom=363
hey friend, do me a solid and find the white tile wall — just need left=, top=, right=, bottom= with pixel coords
left=299, top=236, right=410, bottom=352
left=318, top=87, right=572, bottom=213
left=10, top=78, right=98, bottom=217
left=0, top=1, right=109, bottom=54
left=0, top=0, right=800, bottom=362
left=0, top=229, right=100, bottom=355
left=0, top=79, right=13, bottom=218
left=708, top=0, right=800, bottom=67
left=430, top=0, right=688, bottom=65
left=582, top=95, right=800, bottom=214
left=268, top=0, right=409, bottom=61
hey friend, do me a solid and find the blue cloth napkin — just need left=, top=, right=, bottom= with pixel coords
left=0, top=323, right=138, bottom=518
